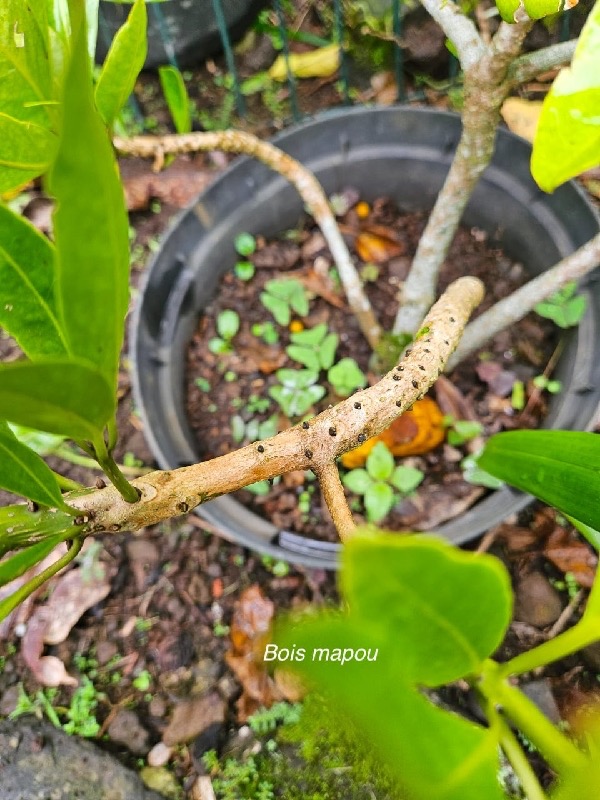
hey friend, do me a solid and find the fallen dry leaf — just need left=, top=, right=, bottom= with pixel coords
left=544, top=529, right=597, bottom=588
left=475, top=361, right=517, bottom=398
left=341, top=397, right=445, bottom=468
left=21, top=563, right=111, bottom=686
left=269, top=44, right=340, bottom=81
left=119, top=157, right=215, bottom=211
left=355, top=230, right=405, bottom=264
left=225, top=585, right=286, bottom=721
left=395, top=476, right=485, bottom=530
left=162, top=691, right=225, bottom=747
left=501, top=97, right=543, bottom=143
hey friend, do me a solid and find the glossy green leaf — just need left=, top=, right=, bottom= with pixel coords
left=0, top=0, right=58, bottom=191
left=0, top=204, right=68, bottom=358
left=342, top=533, right=512, bottom=684
left=0, top=503, right=81, bottom=557
left=216, top=309, right=240, bottom=340
left=320, top=332, right=338, bottom=369
left=277, top=531, right=508, bottom=800
left=0, top=360, right=113, bottom=440
left=290, top=323, right=327, bottom=346
left=366, top=441, right=394, bottom=481
left=275, top=368, right=320, bottom=389
left=261, top=292, right=290, bottom=325
left=567, top=515, right=600, bottom=552
left=364, top=481, right=394, bottom=522
left=478, top=431, right=600, bottom=530
left=0, top=535, right=64, bottom=589
left=531, top=2, right=600, bottom=191
left=523, top=0, right=560, bottom=19
left=95, top=0, right=147, bottom=126
left=342, top=468, right=373, bottom=495
left=158, top=65, right=192, bottom=134
left=47, top=3, right=130, bottom=388
left=0, top=421, right=70, bottom=511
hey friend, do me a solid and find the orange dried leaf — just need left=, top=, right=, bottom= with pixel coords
left=355, top=231, right=404, bottom=264
left=341, top=397, right=445, bottom=468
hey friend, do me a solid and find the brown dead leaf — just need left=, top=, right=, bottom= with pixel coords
left=297, top=268, right=345, bottom=309
left=225, top=585, right=285, bottom=721
left=395, top=476, right=485, bottom=530
left=232, top=333, right=287, bottom=375
left=501, top=98, right=543, bottom=143
left=475, top=361, right=517, bottom=398
left=162, top=691, right=225, bottom=747
left=251, top=241, right=301, bottom=271
left=21, top=563, right=111, bottom=687
left=119, top=157, right=214, bottom=211
left=544, top=529, right=597, bottom=588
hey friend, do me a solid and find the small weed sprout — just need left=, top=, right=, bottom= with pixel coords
left=269, top=369, right=326, bottom=417
left=444, top=417, right=484, bottom=447
left=260, top=279, right=309, bottom=326
left=534, top=281, right=587, bottom=329
left=251, top=321, right=279, bottom=345
left=234, top=232, right=257, bottom=281
left=342, top=441, right=423, bottom=523
left=533, top=375, right=562, bottom=394
left=286, top=323, right=338, bottom=371
left=209, top=309, right=241, bottom=355
left=327, top=357, right=367, bottom=398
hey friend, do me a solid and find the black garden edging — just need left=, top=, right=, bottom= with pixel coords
left=96, top=0, right=267, bottom=69
left=131, top=106, right=600, bottom=569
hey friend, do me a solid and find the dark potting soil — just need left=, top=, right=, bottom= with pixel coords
left=186, top=195, right=558, bottom=543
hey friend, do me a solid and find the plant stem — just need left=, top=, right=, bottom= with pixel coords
left=54, top=444, right=150, bottom=477
left=53, top=472, right=85, bottom=492
left=65, top=277, right=484, bottom=534
left=447, top=230, right=600, bottom=369
left=508, top=40, right=577, bottom=87
left=92, top=435, right=140, bottom=504
left=314, top=461, right=356, bottom=543
left=114, top=130, right=383, bottom=349
left=393, top=14, right=533, bottom=336
left=493, top=679, right=585, bottom=774
left=495, top=711, right=549, bottom=800
left=0, top=537, right=83, bottom=621
left=419, top=0, right=484, bottom=69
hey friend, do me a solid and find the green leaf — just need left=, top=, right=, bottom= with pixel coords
left=0, top=421, right=70, bottom=511
left=342, top=533, right=512, bottom=683
left=531, top=1, right=600, bottom=191
left=7, top=425, right=65, bottom=457
left=158, top=64, right=192, bottom=135
left=277, top=532, right=509, bottom=800
left=95, top=0, right=147, bottom=126
left=462, top=455, right=505, bottom=490
left=286, top=344, right=320, bottom=371
left=391, top=465, right=424, bottom=494
left=289, top=287, right=309, bottom=317
left=234, top=232, right=256, bottom=256
left=0, top=204, right=69, bottom=358
left=0, top=360, right=113, bottom=440
left=327, top=358, right=366, bottom=397
left=231, top=415, right=245, bottom=443
left=261, top=292, right=290, bottom=325
left=478, top=431, right=600, bottom=530
left=275, top=368, right=319, bottom=389
left=0, top=0, right=58, bottom=191
left=47, top=3, right=130, bottom=389
left=342, top=468, right=373, bottom=495
left=364, top=481, right=394, bottom=522
left=290, top=323, right=327, bottom=346
left=258, top=415, right=278, bottom=440
left=0, top=535, right=65, bottom=589
left=216, top=309, right=240, bottom=340
left=567, top=515, right=600, bottom=552
left=319, top=332, right=338, bottom=369
left=366, top=442, right=394, bottom=481
left=0, top=503, right=76, bottom=558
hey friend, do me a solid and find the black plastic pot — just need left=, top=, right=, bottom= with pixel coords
left=131, top=106, right=600, bottom=569
left=96, top=0, right=267, bottom=69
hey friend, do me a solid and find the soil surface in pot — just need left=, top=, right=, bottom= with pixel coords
left=185, top=194, right=558, bottom=542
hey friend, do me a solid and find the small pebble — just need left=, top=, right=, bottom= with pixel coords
left=147, top=741, right=173, bottom=768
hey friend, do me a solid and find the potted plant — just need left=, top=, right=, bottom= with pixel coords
left=1, top=4, right=600, bottom=796
left=120, top=2, right=600, bottom=565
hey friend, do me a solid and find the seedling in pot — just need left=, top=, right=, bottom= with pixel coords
left=208, top=309, right=240, bottom=354
left=532, top=375, right=562, bottom=394
left=269, top=369, right=326, bottom=418
left=443, top=417, right=484, bottom=447
left=234, top=232, right=257, bottom=281
left=286, top=323, right=339, bottom=372
left=534, top=282, right=586, bottom=329
left=260, top=279, right=310, bottom=326
left=342, top=441, right=424, bottom=523
left=230, top=413, right=278, bottom=445
left=327, top=357, right=367, bottom=398
left=252, top=321, right=279, bottom=345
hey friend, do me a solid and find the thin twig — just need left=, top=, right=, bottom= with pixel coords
left=314, top=461, right=357, bottom=543
left=546, top=589, right=584, bottom=641
left=419, top=0, right=485, bottom=69
left=508, top=40, right=576, bottom=87
left=448, top=231, right=600, bottom=369
left=114, top=130, right=382, bottom=349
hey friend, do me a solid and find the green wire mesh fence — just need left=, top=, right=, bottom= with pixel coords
left=96, top=0, right=574, bottom=126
